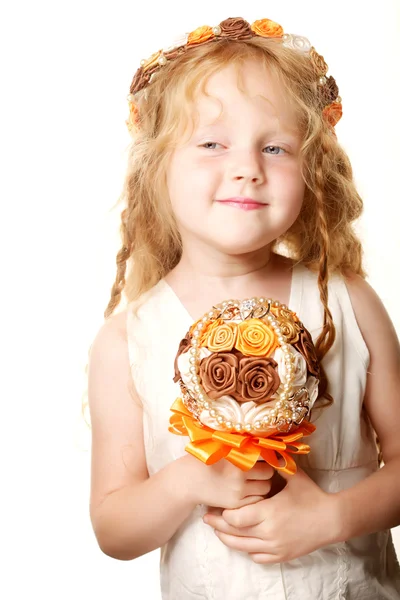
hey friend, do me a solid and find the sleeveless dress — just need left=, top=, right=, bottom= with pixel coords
left=126, top=262, right=400, bottom=599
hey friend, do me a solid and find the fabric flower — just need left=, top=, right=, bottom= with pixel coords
left=200, top=352, right=239, bottom=399
left=251, top=18, right=283, bottom=38
left=233, top=356, right=280, bottom=404
left=269, top=306, right=301, bottom=343
left=163, top=46, right=186, bottom=63
left=163, top=33, right=189, bottom=53
left=202, top=320, right=238, bottom=352
left=236, top=318, right=278, bottom=357
left=280, top=319, right=300, bottom=343
left=177, top=347, right=211, bottom=392
left=270, top=305, right=299, bottom=322
left=199, top=395, right=246, bottom=431
left=282, top=34, right=311, bottom=53
left=306, top=376, right=319, bottom=408
left=323, top=102, right=343, bottom=128
left=320, top=75, right=340, bottom=105
left=309, top=46, right=328, bottom=75
left=141, top=50, right=163, bottom=71
left=187, top=25, right=214, bottom=46
left=293, top=328, right=320, bottom=378
left=189, top=318, right=202, bottom=336
left=173, top=332, right=191, bottom=383
left=272, top=347, right=307, bottom=389
left=130, top=66, right=152, bottom=95
left=126, top=100, right=141, bottom=134
left=219, top=17, right=254, bottom=40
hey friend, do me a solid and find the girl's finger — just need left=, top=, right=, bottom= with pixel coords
left=244, top=479, right=272, bottom=498
left=214, top=530, right=269, bottom=554
left=204, top=514, right=254, bottom=537
left=250, top=553, right=280, bottom=565
left=247, top=462, right=275, bottom=480
left=237, top=494, right=266, bottom=508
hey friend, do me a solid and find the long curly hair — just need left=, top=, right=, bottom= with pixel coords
left=83, top=36, right=366, bottom=423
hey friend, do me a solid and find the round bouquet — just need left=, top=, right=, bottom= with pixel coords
left=169, top=297, right=319, bottom=474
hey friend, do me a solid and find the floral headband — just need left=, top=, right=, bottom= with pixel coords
left=126, top=17, right=342, bottom=135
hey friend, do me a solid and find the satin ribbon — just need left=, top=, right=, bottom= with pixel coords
left=169, top=397, right=316, bottom=475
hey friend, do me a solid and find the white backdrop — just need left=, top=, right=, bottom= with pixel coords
left=1, top=1, right=399, bottom=598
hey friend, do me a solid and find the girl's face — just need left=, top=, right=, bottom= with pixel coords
left=166, top=59, right=305, bottom=257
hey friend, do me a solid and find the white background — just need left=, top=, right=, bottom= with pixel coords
left=1, top=1, right=399, bottom=598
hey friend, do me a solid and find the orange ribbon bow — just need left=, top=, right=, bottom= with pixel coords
left=169, top=397, right=316, bottom=475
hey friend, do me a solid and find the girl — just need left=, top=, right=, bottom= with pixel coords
left=87, top=16, right=400, bottom=599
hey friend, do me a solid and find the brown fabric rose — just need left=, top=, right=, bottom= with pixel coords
left=293, top=327, right=320, bottom=378
left=219, top=17, right=254, bottom=40
left=320, top=75, right=339, bottom=106
left=130, top=66, right=153, bottom=95
left=233, top=356, right=280, bottom=404
left=200, top=352, right=238, bottom=399
left=173, top=332, right=191, bottom=383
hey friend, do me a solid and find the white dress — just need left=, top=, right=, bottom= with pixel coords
left=126, top=262, right=400, bottom=599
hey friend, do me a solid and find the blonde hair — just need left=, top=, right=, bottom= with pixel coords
left=84, top=37, right=366, bottom=422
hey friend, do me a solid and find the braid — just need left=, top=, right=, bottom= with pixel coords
left=104, top=208, right=132, bottom=319
left=311, top=133, right=338, bottom=408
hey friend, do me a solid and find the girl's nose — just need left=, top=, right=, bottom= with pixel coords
left=228, top=149, right=266, bottom=184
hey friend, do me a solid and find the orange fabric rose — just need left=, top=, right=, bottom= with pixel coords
left=188, top=25, right=214, bottom=46
left=251, top=19, right=283, bottom=38
left=189, top=318, right=202, bottom=336
left=198, top=318, right=222, bottom=346
left=126, top=101, right=140, bottom=133
left=202, top=320, right=238, bottom=352
left=236, top=319, right=278, bottom=357
left=323, top=102, right=343, bottom=128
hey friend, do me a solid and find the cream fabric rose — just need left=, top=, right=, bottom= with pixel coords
left=162, top=33, right=189, bottom=53
left=282, top=34, right=311, bottom=53
left=199, top=395, right=282, bottom=437
left=272, top=346, right=307, bottom=390
left=199, top=395, right=248, bottom=430
left=306, top=376, right=319, bottom=409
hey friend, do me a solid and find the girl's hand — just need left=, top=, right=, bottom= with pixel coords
left=182, top=454, right=274, bottom=509
left=203, top=467, right=342, bottom=563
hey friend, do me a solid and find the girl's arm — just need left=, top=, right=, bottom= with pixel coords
left=88, top=311, right=273, bottom=561
left=201, top=274, right=400, bottom=563
left=88, top=312, right=198, bottom=561
left=335, top=273, right=400, bottom=539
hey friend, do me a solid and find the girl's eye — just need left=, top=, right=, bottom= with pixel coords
left=264, top=146, right=286, bottom=155
left=201, top=142, right=221, bottom=150
left=200, top=142, right=286, bottom=154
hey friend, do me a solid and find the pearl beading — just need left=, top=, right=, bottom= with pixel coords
left=182, top=297, right=312, bottom=434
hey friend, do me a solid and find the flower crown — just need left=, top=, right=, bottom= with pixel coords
left=126, top=17, right=343, bottom=135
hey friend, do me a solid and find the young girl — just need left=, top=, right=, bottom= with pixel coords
left=87, top=16, right=400, bottom=599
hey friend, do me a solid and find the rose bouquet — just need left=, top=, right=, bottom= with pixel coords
left=169, top=297, right=319, bottom=474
